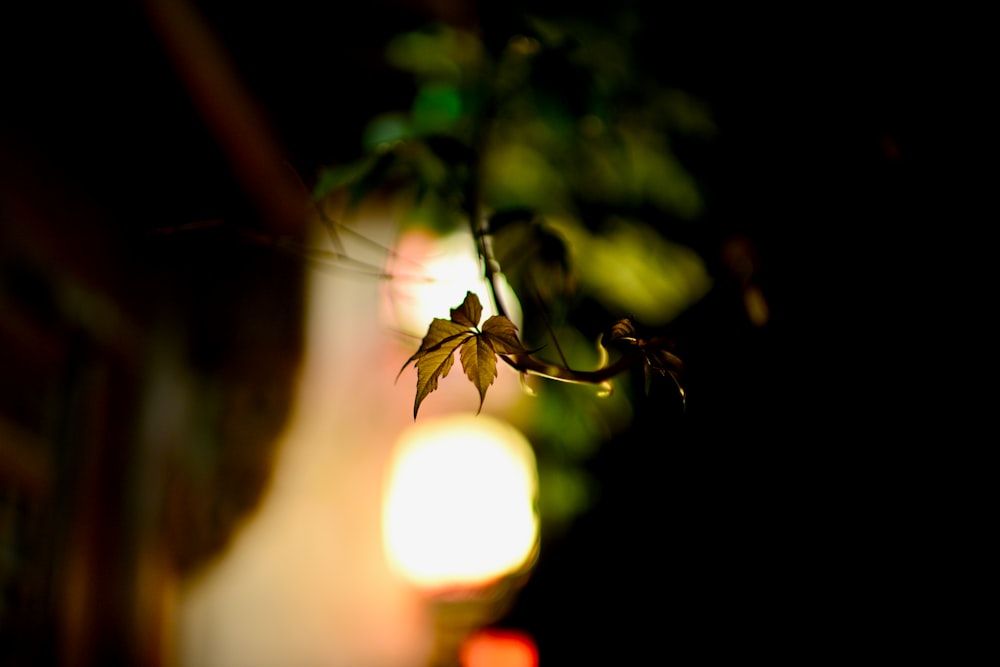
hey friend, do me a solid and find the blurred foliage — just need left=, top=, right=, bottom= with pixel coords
left=546, top=215, right=711, bottom=326
left=314, top=6, right=716, bottom=531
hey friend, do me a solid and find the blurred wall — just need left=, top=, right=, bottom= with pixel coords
left=0, top=129, right=306, bottom=665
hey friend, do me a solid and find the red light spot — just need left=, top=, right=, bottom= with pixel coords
left=460, top=629, right=539, bottom=667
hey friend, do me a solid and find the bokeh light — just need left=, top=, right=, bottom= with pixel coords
left=460, top=629, right=539, bottom=667
left=382, top=414, right=539, bottom=592
left=384, top=228, right=522, bottom=338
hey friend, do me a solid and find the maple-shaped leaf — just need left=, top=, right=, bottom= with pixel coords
left=399, top=291, right=527, bottom=418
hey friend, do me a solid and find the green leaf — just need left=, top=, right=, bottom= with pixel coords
left=362, top=112, right=412, bottom=151
left=412, top=83, right=464, bottom=136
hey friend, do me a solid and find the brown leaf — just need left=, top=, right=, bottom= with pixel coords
left=459, top=335, right=499, bottom=414
left=413, top=329, right=474, bottom=418
left=607, top=317, right=638, bottom=345
left=480, top=315, right=526, bottom=355
left=645, top=347, right=683, bottom=374
left=397, top=317, right=471, bottom=382
left=450, top=291, right=483, bottom=328
left=399, top=292, right=525, bottom=418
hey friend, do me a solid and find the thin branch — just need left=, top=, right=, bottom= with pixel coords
left=499, top=348, right=636, bottom=387
left=498, top=336, right=678, bottom=388
left=310, top=199, right=428, bottom=273
left=148, top=219, right=434, bottom=283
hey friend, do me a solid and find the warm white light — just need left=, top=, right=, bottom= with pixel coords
left=382, top=414, right=538, bottom=591
left=384, top=229, right=522, bottom=336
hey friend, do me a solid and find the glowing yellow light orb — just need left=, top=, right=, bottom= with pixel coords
left=382, top=414, right=538, bottom=591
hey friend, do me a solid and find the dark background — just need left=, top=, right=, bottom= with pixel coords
left=1, top=1, right=975, bottom=664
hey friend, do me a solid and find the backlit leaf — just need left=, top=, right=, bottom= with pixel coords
left=481, top=315, right=526, bottom=355
left=607, top=317, right=638, bottom=345
left=459, top=335, right=498, bottom=413
left=400, top=292, right=526, bottom=418
left=413, top=329, right=474, bottom=418
left=397, top=317, right=471, bottom=381
left=450, top=290, right=483, bottom=328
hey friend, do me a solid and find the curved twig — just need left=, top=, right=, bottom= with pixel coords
left=498, top=335, right=680, bottom=386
